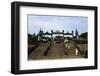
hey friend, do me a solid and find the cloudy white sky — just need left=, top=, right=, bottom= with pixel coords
left=28, top=15, right=88, bottom=35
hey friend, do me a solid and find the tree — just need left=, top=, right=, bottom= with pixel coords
left=28, top=34, right=32, bottom=39
left=79, top=32, right=88, bottom=39
left=28, top=33, right=38, bottom=44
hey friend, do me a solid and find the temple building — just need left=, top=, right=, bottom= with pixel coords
left=38, top=29, right=79, bottom=42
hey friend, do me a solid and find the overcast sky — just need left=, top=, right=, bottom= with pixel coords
left=28, top=15, right=88, bottom=35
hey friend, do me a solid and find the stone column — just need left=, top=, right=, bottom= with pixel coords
left=62, top=30, right=64, bottom=39
left=51, top=30, right=53, bottom=41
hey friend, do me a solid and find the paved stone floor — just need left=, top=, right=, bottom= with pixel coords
left=28, top=42, right=85, bottom=60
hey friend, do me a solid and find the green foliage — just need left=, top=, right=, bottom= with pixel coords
left=79, top=32, right=88, bottom=39
left=28, top=33, right=38, bottom=44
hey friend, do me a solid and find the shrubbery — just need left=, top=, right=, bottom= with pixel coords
left=28, top=34, right=38, bottom=44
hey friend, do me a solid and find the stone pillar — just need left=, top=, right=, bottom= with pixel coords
left=62, top=30, right=64, bottom=39
left=72, top=30, right=74, bottom=38
left=51, top=30, right=53, bottom=41
left=75, top=29, right=79, bottom=39
left=51, top=34, right=52, bottom=39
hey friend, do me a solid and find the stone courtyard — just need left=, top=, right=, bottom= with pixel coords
left=28, top=29, right=88, bottom=60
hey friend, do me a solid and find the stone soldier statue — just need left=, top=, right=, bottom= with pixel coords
left=75, top=48, right=79, bottom=56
